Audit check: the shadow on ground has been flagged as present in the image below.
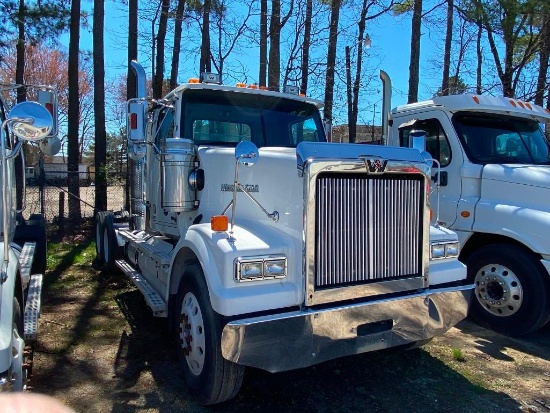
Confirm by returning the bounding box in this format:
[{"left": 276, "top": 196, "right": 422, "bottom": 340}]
[{"left": 107, "top": 288, "right": 522, "bottom": 413}]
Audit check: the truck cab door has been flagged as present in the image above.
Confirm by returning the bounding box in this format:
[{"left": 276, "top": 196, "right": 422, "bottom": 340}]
[{"left": 395, "top": 111, "right": 464, "bottom": 228}]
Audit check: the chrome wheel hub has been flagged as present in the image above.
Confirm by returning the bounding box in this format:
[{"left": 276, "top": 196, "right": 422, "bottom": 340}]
[
  {"left": 474, "top": 263, "right": 523, "bottom": 317},
  {"left": 179, "top": 292, "right": 206, "bottom": 376}
]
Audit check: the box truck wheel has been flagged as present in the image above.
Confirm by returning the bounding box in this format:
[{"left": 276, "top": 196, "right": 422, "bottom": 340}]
[
  {"left": 175, "top": 264, "right": 244, "bottom": 405},
  {"left": 467, "top": 244, "right": 550, "bottom": 336},
  {"left": 11, "top": 297, "right": 25, "bottom": 391}
]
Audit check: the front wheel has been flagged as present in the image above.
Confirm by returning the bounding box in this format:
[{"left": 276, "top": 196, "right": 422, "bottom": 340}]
[
  {"left": 467, "top": 244, "right": 550, "bottom": 336},
  {"left": 11, "top": 297, "right": 25, "bottom": 391},
  {"left": 174, "top": 264, "right": 244, "bottom": 405}
]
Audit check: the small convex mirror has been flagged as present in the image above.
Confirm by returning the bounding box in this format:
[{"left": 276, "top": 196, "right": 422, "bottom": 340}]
[
  {"left": 8, "top": 101, "right": 53, "bottom": 141},
  {"left": 39, "top": 136, "right": 62, "bottom": 156},
  {"left": 235, "top": 141, "right": 259, "bottom": 167}
]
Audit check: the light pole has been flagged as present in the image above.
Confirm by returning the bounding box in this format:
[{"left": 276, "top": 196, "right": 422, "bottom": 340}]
[{"left": 346, "top": 34, "right": 371, "bottom": 144}]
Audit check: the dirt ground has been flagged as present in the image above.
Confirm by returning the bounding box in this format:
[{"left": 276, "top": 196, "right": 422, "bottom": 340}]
[{"left": 30, "top": 237, "right": 550, "bottom": 413}]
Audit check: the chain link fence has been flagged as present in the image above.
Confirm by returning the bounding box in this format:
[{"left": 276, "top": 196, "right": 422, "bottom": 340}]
[{"left": 23, "top": 171, "right": 128, "bottom": 223}]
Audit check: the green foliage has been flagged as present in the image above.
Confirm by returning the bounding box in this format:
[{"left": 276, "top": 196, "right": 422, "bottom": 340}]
[
  {"left": 452, "top": 348, "right": 465, "bottom": 362},
  {"left": 393, "top": 0, "right": 413, "bottom": 15},
  {"left": 0, "top": 0, "right": 70, "bottom": 50},
  {"left": 435, "top": 76, "right": 469, "bottom": 96}
]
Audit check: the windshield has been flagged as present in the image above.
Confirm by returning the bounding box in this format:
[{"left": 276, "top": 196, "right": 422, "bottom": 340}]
[
  {"left": 180, "top": 89, "right": 326, "bottom": 148},
  {"left": 452, "top": 113, "right": 550, "bottom": 165}
]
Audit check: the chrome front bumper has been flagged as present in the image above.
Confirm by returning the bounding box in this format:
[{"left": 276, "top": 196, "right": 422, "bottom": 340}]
[{"left": 221, "top": 285, "right": 473, "bottom": 373}]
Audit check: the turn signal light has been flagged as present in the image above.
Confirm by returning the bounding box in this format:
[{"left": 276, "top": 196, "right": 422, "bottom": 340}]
[{"left": 211, "top": 215, "right": 228, "bottom": 232}]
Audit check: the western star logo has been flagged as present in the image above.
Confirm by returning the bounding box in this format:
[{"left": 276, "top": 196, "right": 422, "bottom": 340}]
[
  {"left": 221, "top": 184, "right": 259, "bottom": 192},
  {"left": 366, "top": 159, "right": 388, "bottom": 174}
]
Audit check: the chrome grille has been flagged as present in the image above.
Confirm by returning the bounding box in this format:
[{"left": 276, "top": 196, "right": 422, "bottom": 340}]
[{"left": 315, "top": 174, "right": 423, "bottom": 288}]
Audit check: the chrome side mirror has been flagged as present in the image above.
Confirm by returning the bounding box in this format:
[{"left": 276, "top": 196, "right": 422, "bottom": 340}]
[
  {"left": 235, "top": 140, "right": 259, "bottom": 167},
  {"left": 8, "top": 101, "right": 53, "bottom": 141}
]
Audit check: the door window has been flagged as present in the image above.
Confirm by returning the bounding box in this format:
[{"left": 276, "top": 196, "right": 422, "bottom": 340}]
[{"left": 399, "top": 119, "right": 452, "bottom": 167}]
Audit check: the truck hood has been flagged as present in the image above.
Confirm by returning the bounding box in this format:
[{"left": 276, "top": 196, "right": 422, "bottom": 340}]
[{"left": 482, "top": 164, "right": 550, "bottom": 190}]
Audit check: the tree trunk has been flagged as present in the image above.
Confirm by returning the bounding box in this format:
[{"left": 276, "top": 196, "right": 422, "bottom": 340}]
[
  {"left": 93, "top": 0, "right": 107, "bottom": 212},
  {"left": 170, "top": 0, "right": 186, "bottom": 90},
  {"left": 259, "top": 0, "right": 267, "bottom": 87},
  {"left": 441, "top": 0, "right": 453, "bottom": 96},
  {"left": 154, "top": 0, "right": 170, "bottom": 98},
  {"left": 299, "top": 0, "right": 312, "bottom": 95},
  {"left": 476, "top": 20, "right": 482, "bottom": 94},
  {"left": 535, "top": 11, "right": 549, "bottom": 106},
  {"left": 345, "top": 46, "right": 353, "bottom": 143},
  {"left": 268, "top": 0, "right": 281, "bottom": 91},
  {"left": 68, "top": 0, "right": 82, "bottom": 224},
  {"left": 408, "top": 0, "right": 422, "bottom": 103},
  {"left": 323, "top": 0, "right": 341, "bottom": 123},
  {"left": 200, "top": 0, "right": 211, "bottom": 74}
]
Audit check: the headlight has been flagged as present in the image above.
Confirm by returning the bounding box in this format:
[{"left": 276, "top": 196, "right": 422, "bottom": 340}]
[
  {"left": 444, "top": 242, "right": 459, "bottom": 258},
  {"left": 235, "top": 256, "right": 287, "bottom": 282},
  {"left": 430, "top": 242, "right": 459, "bottom": 260}
]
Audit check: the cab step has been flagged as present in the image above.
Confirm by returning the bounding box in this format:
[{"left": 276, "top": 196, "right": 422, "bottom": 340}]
[
  {"left": 115, "top": 259, "right": 167, "bottom": 316},
  {"left": 24, "top": 274, "right": 42, "bottom": 342},
  {"left": 19, "top": 242, "right": 36, "bottom": 287}
]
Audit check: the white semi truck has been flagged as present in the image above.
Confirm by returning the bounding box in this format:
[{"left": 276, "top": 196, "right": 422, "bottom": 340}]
[
  {"left": 94, "top": 61, "right": 472, "bottom": 405},
  {"left": 0, "top": 86, "right": 59, "bottom": 391},
  {"left": 381, "top": 70, "right": 550, "bottom": 336}
]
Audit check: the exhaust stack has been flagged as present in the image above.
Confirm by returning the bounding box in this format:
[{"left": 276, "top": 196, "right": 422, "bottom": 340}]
[
  {"left": 380, "top": 70, "right": 392, "bottom": 145},
  {"left": 128, "top": 61, "right": 147, "bottom": 231}
]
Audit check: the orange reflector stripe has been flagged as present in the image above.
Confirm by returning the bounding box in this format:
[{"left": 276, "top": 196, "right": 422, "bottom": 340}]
[
  {"left": 211, "top": 215, "right": 228, "bottom": 232},
  {"left": 525, "top": 103, "right": 532, "bottom": 110},
  {"left": 546, "top": 108, "right": 550, "bottom": 114},
  {"left": 517, "top": 101, "right": 525, "bottom": 108},
  {"left": 472, "top": 96, "right": 480, "bottom": 104},
  {"left": 509, "top": 100, "right": 517, "bottom": 107}
]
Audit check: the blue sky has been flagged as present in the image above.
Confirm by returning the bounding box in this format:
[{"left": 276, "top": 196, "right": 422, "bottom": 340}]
[{"left": 66, "top": 1, "right": 457, "bottom": 128}]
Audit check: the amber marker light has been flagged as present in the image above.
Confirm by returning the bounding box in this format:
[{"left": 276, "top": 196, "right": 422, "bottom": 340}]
[
  {"left": 188, "top": 78, "right": 200, "bottom": 84},
  {"left": 211, "top": 215, "right": 229, "bottom": 232},
  {"left": 460, "top": 211, "right": 471, "bottom": 218},
  {"left": 236, "top": 82, "right": 246, "bottom": 88}
]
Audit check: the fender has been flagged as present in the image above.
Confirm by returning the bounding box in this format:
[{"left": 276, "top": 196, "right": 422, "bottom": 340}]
[
  {"left": 170, "top": 221, "right": 303, "bottom": 317},
  {"left": 0, "top": 245, "right": 23, "bottom": 373},
  {"left": 474, "top": 168, "right": 550, "bottom": 257}
]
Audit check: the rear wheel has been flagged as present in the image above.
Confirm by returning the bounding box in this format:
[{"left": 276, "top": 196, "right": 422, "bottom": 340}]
[
  {"left": 102, "top": 212, "right": 121, "bottom": 270},
  {"left": 467, "top": 244, "right": 550, "bottom": 336},
  {"left": 11, "top": 297, "right": 25, "bottom": 391},
  {"left": 174, "top": 264, "right": 244, "bottom": 405}
]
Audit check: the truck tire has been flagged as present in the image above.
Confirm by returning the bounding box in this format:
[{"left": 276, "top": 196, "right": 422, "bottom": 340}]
[
  {"left": 14, "top": 214, "right": 47, "bottom": 275},
  {"left": 102, "top": 212, "right": 121, "bottom": 270},
  {"left": 95, "top": 212, "right": 106, "bottom": 266},
  {"left": 174, "top": 264, "right": 245, "bottom": 405},
  {"left": 467, "top": 244, "right": 550, "bottom": 336},
  {"left": 11, "top": 297, "right": 25, "bottom": 391}
]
